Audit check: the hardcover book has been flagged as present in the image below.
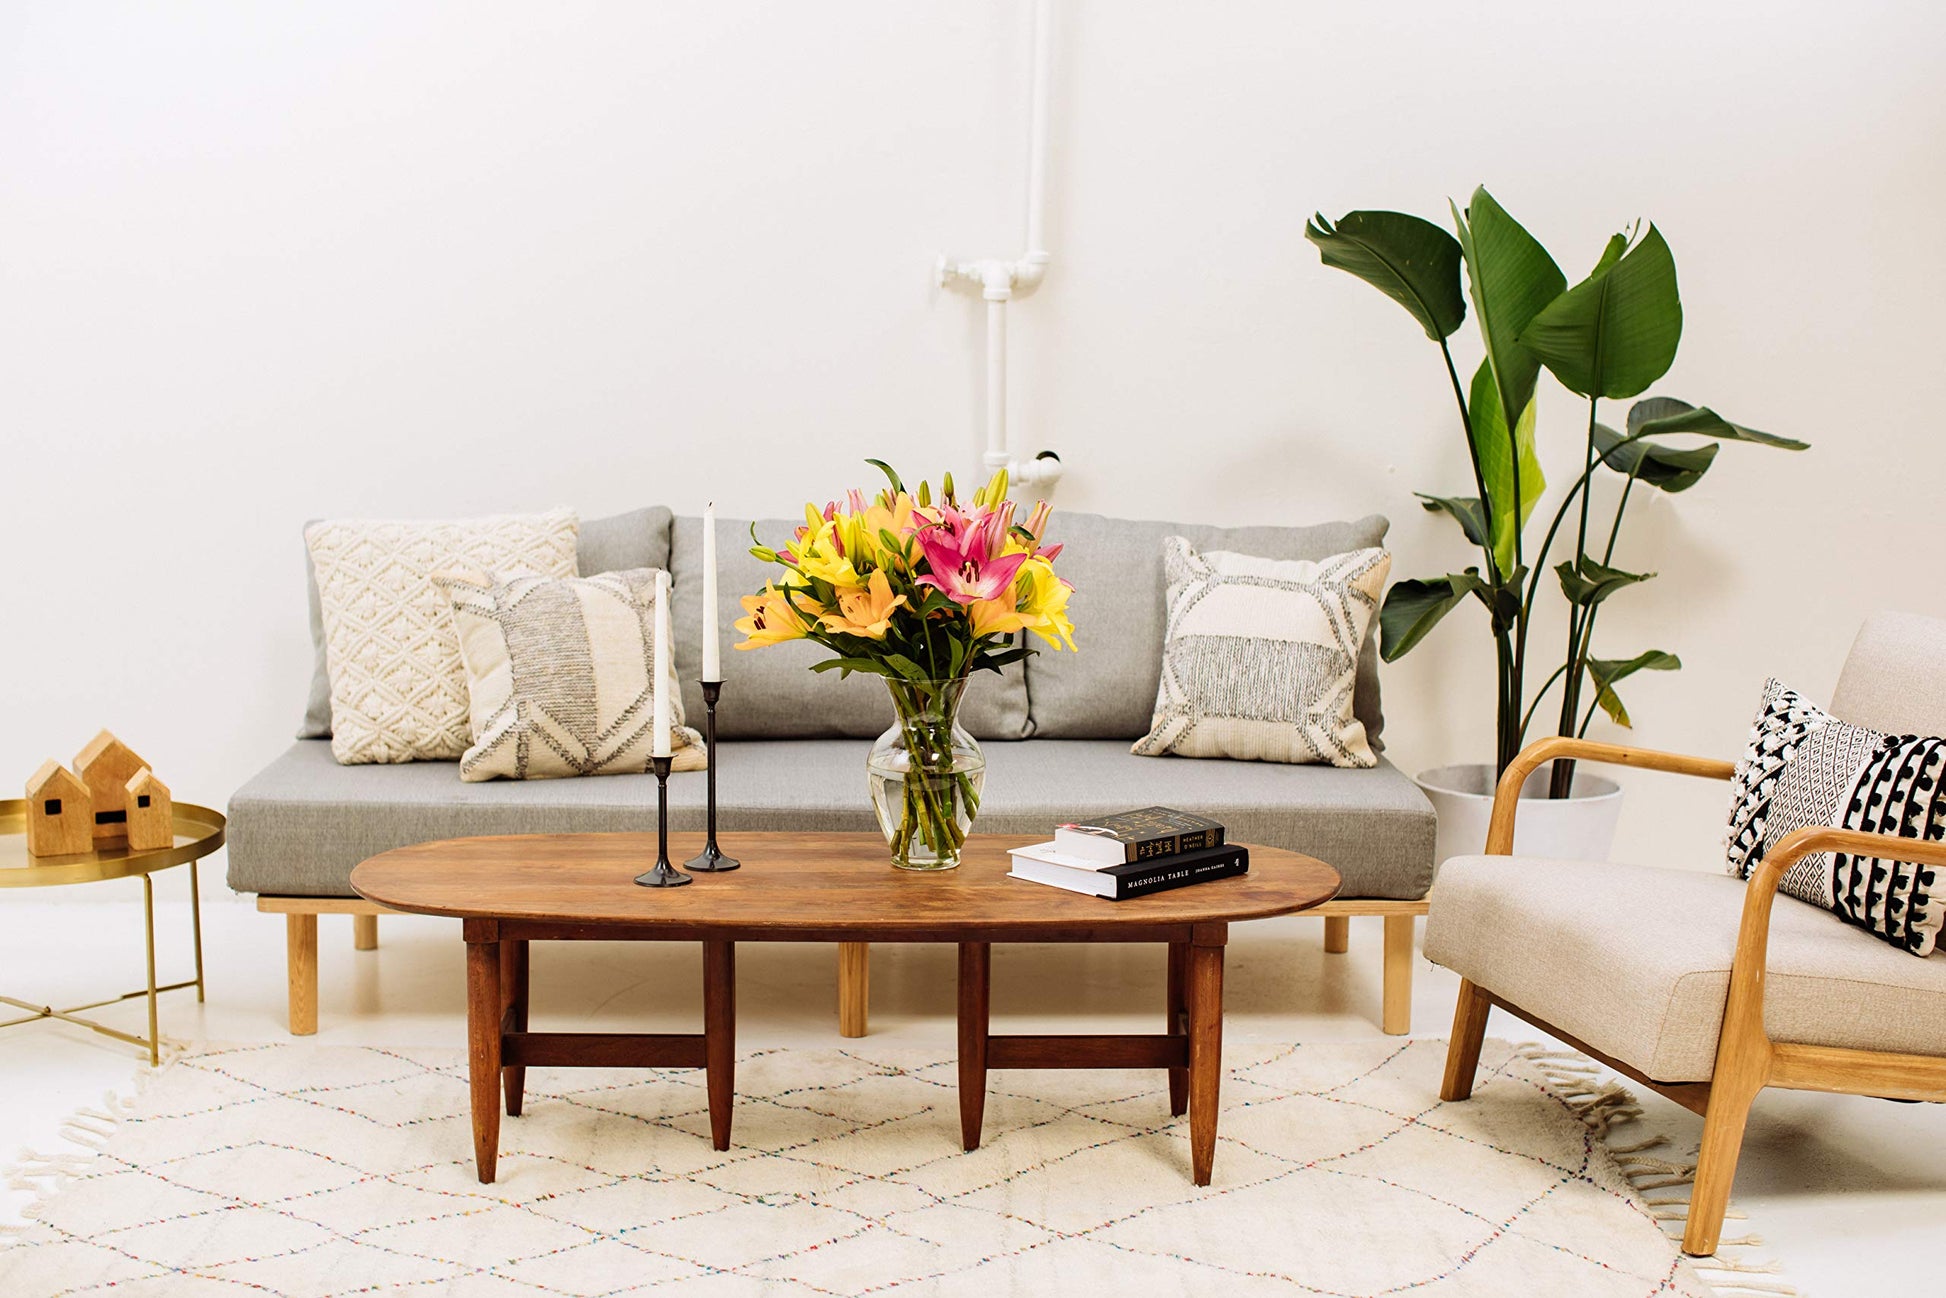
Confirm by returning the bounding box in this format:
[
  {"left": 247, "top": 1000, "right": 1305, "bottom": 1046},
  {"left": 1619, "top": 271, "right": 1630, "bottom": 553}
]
[
  {"left": 1053, "top": 807, "right": 1226, "bottom": 865},
  {"left": 1008, "top": 841, "right": 1250, "bottom": 901}
]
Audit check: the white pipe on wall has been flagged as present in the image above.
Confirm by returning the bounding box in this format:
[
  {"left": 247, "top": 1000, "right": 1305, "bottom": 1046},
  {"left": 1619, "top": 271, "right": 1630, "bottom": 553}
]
[{"left": 938, "top": 0, "right": 1062, "bottom": 493}]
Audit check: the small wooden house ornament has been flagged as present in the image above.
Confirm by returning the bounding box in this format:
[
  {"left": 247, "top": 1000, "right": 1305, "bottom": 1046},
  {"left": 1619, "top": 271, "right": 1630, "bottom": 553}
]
[
  {"left": 74, "top": 730, "right": 149, "bottom": 842},
  {"left": 26, "top": 760, "right": 93, "bottom": 856},
  {"left": 124, "top": 767, "right": 174, "bottom": 851}
]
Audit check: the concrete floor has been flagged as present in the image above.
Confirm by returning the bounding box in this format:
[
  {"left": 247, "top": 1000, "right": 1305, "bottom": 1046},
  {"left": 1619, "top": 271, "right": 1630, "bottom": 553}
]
[{"left": 4, "top": 879, "right": 1943, "bottom": 1295}]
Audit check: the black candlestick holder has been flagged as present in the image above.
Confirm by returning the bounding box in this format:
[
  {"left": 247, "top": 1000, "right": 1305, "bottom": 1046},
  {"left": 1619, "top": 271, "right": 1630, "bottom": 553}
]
[
  {"left": 685, "top": 680, "right": 740, "bottom": 872},
  {"left": 634, "top": 754, "right": 692, "bottom": 888}
]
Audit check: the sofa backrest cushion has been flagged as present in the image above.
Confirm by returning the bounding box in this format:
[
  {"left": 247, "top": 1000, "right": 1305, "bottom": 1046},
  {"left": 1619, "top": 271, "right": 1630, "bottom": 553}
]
[
  {"left": 669, "top": 515, "right": 1032, "bottom": 741},
  {"left": 1024, "top": 511, "right": 1391, "bottom": 744},
  {"left": 297, "top": 506, "right": 673, "bottom": 740},
  {"left": 1830, "top": 610, "right": 1946, "bottom": 738}
]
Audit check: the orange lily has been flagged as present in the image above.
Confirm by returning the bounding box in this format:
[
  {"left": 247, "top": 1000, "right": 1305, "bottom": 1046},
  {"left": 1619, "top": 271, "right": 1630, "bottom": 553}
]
[{"left": 819, "top": 570, "right": 908, "bottom": 640}]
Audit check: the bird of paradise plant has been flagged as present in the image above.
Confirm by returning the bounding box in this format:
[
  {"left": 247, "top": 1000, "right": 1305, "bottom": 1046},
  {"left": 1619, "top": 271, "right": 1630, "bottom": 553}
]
[{"left": 735, "top": 461, "right": 1076, "bottom": 868}]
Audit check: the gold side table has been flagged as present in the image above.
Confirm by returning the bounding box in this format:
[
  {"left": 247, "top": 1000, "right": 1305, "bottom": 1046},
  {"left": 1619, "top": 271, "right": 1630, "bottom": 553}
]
[{"left": 0, "top": 798, "right": 224, "bottom": 1065}]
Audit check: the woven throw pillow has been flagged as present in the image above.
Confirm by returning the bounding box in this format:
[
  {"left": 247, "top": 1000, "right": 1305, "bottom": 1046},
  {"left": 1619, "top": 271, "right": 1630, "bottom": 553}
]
[
  {"left": 1725, "top": 677, "right": 1946, "bottom": 956},
  {"left": 1132, "top": 537, "right": 1390, "bottom": 767},
  {"left": 308, "top": 509, "right": 580, "bottom": 765},
  {"left": 439, "top": 568, "right": 704, "bottom": 782}
]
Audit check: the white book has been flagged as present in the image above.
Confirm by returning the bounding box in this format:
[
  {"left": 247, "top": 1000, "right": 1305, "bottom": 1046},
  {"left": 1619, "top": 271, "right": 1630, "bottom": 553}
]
[
  {"left": 1007, "top": 860, "right": 1116, "bottom": 898},
  {"left": 1007, "top": 839, "right": 1119, "bottom": 873}
]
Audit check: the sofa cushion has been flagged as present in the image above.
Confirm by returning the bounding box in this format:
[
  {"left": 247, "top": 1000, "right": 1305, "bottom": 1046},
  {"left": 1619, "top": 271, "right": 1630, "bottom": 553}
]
[
  {"left": 1424, "top": 854, "right": 1946, "bottom": 1082},
  {"left": 667, "top": 515, "right": 1031, "bottom": 742},
  {"left": 1025, "top": 511, "right": 1390, "bottom": 743},
  {"left": 226, "top": 738, "right": 1433, "bottom": 899},
  {"left": 299, "top": 506, "right": 674, "bottom": 740}
]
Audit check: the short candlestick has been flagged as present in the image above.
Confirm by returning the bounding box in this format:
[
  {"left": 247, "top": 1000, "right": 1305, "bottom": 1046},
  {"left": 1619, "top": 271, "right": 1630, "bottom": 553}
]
[
  {"left": 684, "top": 680, "right": 740, "bottom": 872},
  {"left": 634, "top": 755, "right": 692, "bottom": 888}
]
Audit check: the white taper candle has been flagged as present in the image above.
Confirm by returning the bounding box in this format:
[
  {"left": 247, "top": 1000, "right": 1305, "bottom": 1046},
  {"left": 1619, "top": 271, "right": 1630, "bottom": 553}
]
[
  {"left": 702, "top": 501, "right": 720, "bottom": 682},
  {"left": 653, "top": 569, "right": 673, "bottom": 758}
]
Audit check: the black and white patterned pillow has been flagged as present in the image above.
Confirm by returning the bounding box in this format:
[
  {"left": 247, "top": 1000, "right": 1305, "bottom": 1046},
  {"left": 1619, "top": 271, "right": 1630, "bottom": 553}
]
[{"left": 1725, "top": 678, "right": 1946, "bottom": 956}]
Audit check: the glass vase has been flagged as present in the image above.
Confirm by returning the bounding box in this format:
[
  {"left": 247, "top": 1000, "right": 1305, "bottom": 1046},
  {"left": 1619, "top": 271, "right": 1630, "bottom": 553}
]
[{"left": 867, "top": 676, "right": 986, "bottom": 871}]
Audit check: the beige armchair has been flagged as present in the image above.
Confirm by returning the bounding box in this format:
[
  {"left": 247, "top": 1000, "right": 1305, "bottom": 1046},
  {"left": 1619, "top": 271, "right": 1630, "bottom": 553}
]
[{"left": 1425, "top": 612, "right": 1946, "bottom": 1257}]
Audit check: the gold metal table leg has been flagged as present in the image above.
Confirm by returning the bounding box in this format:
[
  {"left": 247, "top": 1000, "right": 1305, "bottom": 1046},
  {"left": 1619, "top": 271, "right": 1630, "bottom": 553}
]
[
  {"left": 190, "top": 860, "right": 206, "bottom": 1003},
  {"left": 143, "top": 874, "right": 159, "bottom": 1066}
]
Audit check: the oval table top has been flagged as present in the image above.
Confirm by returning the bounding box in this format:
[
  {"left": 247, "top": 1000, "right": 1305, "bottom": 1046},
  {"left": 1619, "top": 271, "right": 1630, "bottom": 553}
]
[{"left": 352, "top": 832, "right": 1341, "bottom": 941}]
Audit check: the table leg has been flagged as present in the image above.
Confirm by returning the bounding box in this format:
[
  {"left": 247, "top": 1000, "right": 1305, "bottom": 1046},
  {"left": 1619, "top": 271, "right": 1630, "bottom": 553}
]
[
  {"left": 703, "top": 940, "right": 736, "bottom": 1152},
  {"left": 1186, "top": 935, "right": 1226, "bottom": 1186},
  {"left": 1166, "top": 941, "right": 1188, "bottom": 1116},
  {"left": 957, "top": 941, "right": 991, "bottom": 1151},
  {"left": 466, "top": 937, "right": 502, "bottom": 1183},
  {"left": 141, "top": 875, "right": 159, "bottom": 1067},
  {"left": 189, "top": 860, "right": 206, "bottom": 1003},
  {"left": 500, "top": 940, "right": 528, "bottom": 1118},
  {"left": 838, "top": 942, "right": 869, "bottom": 1038}
]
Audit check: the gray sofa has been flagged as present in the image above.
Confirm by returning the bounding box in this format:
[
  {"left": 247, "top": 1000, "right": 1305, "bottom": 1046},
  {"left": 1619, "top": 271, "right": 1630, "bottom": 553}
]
[{"left": 228, "top": 506, "right": 1436, "bottom": 1034}]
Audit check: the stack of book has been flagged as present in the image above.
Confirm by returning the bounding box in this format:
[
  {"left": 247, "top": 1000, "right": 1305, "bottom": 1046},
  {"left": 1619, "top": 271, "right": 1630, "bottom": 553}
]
[{"left": 1006, "top": 807, "right": 1248, "bottom": 901}]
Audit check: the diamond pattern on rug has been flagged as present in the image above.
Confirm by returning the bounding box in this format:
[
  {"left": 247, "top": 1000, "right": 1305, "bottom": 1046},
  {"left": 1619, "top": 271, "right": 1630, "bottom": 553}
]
[{"left": 0, "top": 1040, "right": 1717, "bottom": 1297}]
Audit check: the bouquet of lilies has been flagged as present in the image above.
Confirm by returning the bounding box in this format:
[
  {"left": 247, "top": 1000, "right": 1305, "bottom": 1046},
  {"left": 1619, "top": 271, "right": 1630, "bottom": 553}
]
[{"left": 735, "top": 461, "right": 1076, "bottom": 867}]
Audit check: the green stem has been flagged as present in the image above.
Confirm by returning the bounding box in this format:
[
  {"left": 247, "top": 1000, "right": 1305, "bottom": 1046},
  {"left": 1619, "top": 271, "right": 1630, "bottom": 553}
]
[{"left": 1438, "top": 339, "right": 1501, "bottom": 588}]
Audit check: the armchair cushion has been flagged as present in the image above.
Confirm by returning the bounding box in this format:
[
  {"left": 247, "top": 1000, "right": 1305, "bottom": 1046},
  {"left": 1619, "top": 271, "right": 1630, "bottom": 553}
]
[
  {"left": 1726, "top": 678, "right": 1946, "bottom": 956},
  {"left": 1424, "top": 855, "right": 1946, "bottom": 1082}
]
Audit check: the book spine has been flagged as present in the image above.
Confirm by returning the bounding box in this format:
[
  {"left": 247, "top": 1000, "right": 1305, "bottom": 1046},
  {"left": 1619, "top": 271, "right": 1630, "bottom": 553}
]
[
  {"left": 1109, "top": 848, "right": 1249, "bottom": 900},
  {"left": 1127, "top": 825, "right": 1226, "bottom": 863}
]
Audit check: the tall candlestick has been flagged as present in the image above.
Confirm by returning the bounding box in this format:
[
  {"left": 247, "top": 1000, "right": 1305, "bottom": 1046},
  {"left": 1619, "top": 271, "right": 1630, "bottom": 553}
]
[
  {"left": 702, "top": 502, "right": 721, "bottom": 682},
  {"left": 653, "top": 570, "right": 672, "bottom": 758}
]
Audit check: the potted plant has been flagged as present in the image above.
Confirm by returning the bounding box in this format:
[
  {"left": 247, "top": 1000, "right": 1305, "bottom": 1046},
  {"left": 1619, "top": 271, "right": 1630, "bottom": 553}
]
[{"left": 1308, "top": 188, "right": 1806, "bottom": 861}]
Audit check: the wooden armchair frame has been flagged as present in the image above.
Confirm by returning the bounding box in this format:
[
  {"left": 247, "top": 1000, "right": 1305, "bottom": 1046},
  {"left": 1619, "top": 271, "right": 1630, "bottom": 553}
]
[{"left": 1439, "top": 735, "right": 1946, "bottom": 1257}]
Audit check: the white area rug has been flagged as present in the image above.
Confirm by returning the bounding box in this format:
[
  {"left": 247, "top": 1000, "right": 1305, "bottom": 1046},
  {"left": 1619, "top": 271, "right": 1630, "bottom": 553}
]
[{"left": 1, "top": 1038, "right": 1742, "bottom": 1297}]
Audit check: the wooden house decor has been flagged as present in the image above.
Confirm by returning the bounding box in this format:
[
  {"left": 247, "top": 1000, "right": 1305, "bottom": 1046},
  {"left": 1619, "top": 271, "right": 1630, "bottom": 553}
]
[
  {"left": 124, "top": 767, "right": 174, "bottom": 851},
  {"left": 74, "top": 730, "right": 150, "bottom": 843},
  {"left": 25, "top": 760, "right": 94, "bottom": 856}
]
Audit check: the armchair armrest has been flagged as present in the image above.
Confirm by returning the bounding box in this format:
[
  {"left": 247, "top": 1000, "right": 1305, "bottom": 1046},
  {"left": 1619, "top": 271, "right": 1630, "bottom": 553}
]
[
  {"left": 1486, "top": 736, "right": 1737, "bottom": 854},
  {"left": 1732, "top": 825, "right": 1946, "bottom": 988}
]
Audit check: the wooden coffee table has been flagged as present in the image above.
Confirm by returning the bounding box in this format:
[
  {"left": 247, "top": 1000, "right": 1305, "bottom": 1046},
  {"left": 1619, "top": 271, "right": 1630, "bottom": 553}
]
[{"left": 351, "top": 831, "right": 1339, "bottom": 1186}]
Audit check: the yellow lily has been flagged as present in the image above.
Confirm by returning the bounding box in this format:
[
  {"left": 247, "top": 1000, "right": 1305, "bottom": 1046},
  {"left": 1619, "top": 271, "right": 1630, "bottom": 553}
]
[
  {"left": 735, "top": 583, "right": 814, "bottom": 649},
  {"left": 791, "top": 512, "right": 862, "bottom": 588},
  {"left": 1014, "top": 557, "right": 1077, "bottom": 651},
  {"left": 820, "top": 569, "right": 908, "bottom": 639},
  {"left": 969, "top": 596, "right": 1030, "bottom": 638}
]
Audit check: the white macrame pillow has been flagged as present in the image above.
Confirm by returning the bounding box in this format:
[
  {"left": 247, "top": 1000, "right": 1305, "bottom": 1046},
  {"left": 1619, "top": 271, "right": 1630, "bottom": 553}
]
[
  {"left": 308, "top": 509, "right": 580, "bottom": 764},
  {"left": 1133, "top": 536, "right": 1390, "bottom": 768}
]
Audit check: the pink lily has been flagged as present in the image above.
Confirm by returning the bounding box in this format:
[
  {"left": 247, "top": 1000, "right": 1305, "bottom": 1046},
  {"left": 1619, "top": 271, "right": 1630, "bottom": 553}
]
[{"left": 915, "top": 507, "right": 1027, "bottom": 605}]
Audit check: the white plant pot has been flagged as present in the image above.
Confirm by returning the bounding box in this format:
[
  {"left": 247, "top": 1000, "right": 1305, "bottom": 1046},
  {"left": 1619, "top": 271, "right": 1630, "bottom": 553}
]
[{"left": 1417, "top": 761, "right": 1624, "bottom": 865}]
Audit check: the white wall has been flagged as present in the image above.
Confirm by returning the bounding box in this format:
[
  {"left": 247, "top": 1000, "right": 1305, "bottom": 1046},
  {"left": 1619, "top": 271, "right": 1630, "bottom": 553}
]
[{"left": 4, "top": 0, "right": 1943, "bottom": 887}]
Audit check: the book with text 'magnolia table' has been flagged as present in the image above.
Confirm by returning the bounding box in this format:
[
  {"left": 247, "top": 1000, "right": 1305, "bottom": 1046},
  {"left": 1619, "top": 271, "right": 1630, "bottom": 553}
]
[{"left": 1007, "top": 839, "right": 1249, "bottom": 901}]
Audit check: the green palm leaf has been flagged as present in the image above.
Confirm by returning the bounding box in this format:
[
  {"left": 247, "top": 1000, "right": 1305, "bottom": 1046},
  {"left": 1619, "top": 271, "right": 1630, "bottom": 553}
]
[{"left": 1307, "top": 211, "right": 1466, "bottom": 341}]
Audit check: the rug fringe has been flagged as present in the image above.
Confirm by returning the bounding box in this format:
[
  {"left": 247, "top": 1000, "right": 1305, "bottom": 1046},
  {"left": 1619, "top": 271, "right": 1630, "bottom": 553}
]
[
  {"left": 1531, "top": 1047, "right": 1798, "bottom": 1298},
  {"left": 1, "top": 1039, "right": 184, "bottom": 1242}
]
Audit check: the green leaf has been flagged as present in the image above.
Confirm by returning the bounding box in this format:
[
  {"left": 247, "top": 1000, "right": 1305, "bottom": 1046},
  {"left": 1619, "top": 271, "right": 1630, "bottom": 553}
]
[
  {"left": 1379, "top": 572, "right": 1486, "bottom": 661},
  {"left": 1307, "top": 210, "right": 1466, "bottom": 341},
  {"left": 1467, "top": 360, "right": 1545, "bottom": 573},
  {"left": 1628, "top": 397, "right": 1808, "bottom": 450},
  {"left": 1586, "top": 650, "right": 1681, "bottom": 727},
  {"left": 811, "top": 657, "right": 892, "bottom": 679},
  {"left": 864, "top": 459, "right": 905, "bottom": 495},
  {"left": 1593, "top": 423, "right": 1718, "bottom": 492},
  {"left": 1519, "top": 225, "right": 1682, "bottom": 399},
  {"left": 1416, "top": 493, "right": 1490, "bottom": 549},
  {"left": 1555, "top": 558, "right": 1654, "bottom": 607},
  {"left": 1452, "top": 188, "right": 1565, "bottom": 443}
]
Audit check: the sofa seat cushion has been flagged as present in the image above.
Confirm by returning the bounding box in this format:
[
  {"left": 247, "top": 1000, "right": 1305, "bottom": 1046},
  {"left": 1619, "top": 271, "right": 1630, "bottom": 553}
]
[
  {"left": 226, "top": 739, "right": 1433, "bottom": 900},
  {"left": 1424, "top": 855, "right": 1946, "bottom": 1083}
]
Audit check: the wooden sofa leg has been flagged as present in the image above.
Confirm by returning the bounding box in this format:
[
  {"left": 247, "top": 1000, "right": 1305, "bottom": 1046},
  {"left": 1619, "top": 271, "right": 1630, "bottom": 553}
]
[
  {"left": 353, "top": 913, "right": 379, "bottom": 951},
  {"left": 1381, "top": 913, "right": 1414, "bottom": 1035},
  {"left": 286, "top": 914, "right": 318, "bottom": 1036},
  {"left": 1323, "top": 915, "right": 1350, "bottom": 954},
  {"left": 838, "top": 942, "right": 869, "bottom": 1038},
  {"left": 1440, "top": 978, "right": 1491, "bottom": 1100}
]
